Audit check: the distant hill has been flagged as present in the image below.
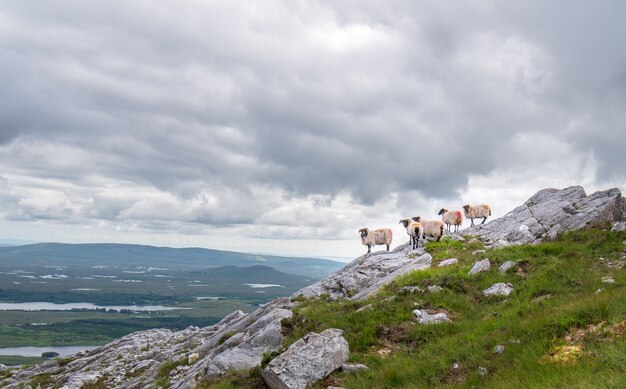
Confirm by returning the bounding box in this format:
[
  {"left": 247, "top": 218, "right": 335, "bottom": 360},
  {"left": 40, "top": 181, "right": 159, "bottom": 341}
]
[{"left": 0, "top": 243, "right": 343, "bottom": 279}]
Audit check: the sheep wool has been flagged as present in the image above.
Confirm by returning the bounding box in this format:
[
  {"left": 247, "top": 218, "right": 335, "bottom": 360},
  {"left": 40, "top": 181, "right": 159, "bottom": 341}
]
[
  {"left": 412, "top": 216, "right": 445, "bottom": 241},
  {"left": 438, "top": 208, "right": 463, "bottom": 232},
  {"left": 399, "top": 219, "right": 424, "bottom": 249},
  {"left": 359, "top": 227, "right": 393, "bottom": 254},
  {"left": 462, "top": 204, "right": 492, "bottom": 226}
]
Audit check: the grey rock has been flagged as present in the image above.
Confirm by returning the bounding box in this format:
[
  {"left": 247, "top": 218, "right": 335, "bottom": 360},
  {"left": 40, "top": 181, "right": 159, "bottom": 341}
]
[
  {"left": 356, "top": 304, "right": 373, "bottom": 312},
  {"left": 462, "top": 186, "right": 623, "bottom": 245},
  {"left": 341, "top": 363, "right": 369, "bottom": 373},
  {"left": 483, "top": 283, "right": 514, "bottom": 296},
  {"left": 499, "top": 261, "right": 516, "bottom": 273},
  {"left": 612, "top": 222, "right": 626, "bottom": 231},
  {"left": 494, "top": 345, "right": 505, "bottom": 354},
  {"left": 472, "top": 249, "right": 486, "bottom": 255},
  {"left": 262, "top": 329, "right": 349, "bottom": 389},
  {"left": 468, "top": 259, "right": 491, "bottom": 275},
  {"left": 478, "top": 367, "right": 488, "bottom": 376},
  {"left": 0, "top": 364, "right": 6, "bottom": 372},
  {"left": 491, "top": 239, "right": 510, "bottom": 248},
  {"left": 5, "top": 299, "right": 296, "bottom": 389},
  {"left": 428, "top": 285, "right": 443, "bottom": 293},
  {"left": 294, "top": 243, "right": 432, "bottom": 301},
  {"left": 438, "top": 258, "right": 458, "bottom": 267},
  {"left": 413, "top": 309, "right": 451, "bottom": 324},
  {"left": 602, "top": 276, "right": 615, "bottom": 284},
  {"left": 399, "top": 286, "right": 423, "bottom": 294}
]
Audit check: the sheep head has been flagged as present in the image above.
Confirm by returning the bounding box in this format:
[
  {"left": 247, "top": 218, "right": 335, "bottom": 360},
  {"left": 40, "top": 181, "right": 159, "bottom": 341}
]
[
  {"left": 438, "top": 208, "right": 447, "bottom": 215},
  {"left": 358, "top": 228, "right": 369, "bottom": 238},
  {"left": 399, "top": 219, "right": 410, "bottom": 227},
  {"left": 462, "top": 204, "right": 470, "bottom": 212},
  {"left": 411, "top": 216, "right": 421, "bottom": 222}
]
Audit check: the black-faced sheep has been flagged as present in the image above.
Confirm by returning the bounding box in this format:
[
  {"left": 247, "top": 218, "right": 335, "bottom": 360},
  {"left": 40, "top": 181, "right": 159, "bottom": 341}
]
[
  {"left": 438, "top": 208, "right": 463, "bottom": 232},
  {"left": 359, "top": 228, "right": 393, "bottom": 254},
  {"left": 462, "top": 204, "right": 491, "bottom": 226},
  {"left": 411, "top": 216, "right": 445, "bottom": 242},
  {"left": 399, "top": 219, "right": 424, "bottom": 249}
]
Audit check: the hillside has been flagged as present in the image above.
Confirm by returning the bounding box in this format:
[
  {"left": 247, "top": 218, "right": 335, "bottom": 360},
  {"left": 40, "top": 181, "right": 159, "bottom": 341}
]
[
  {"left": 0, "top": 243, "right": 343, "bottom": 280},
  {"left": 1, "top": 186, "right": 624, "bottom": 388}
]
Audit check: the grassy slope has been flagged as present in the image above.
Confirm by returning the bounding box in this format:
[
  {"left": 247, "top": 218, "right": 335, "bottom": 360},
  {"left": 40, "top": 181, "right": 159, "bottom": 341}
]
[{"left": 204, "top": 227, "right": 626, "bottom": 388}]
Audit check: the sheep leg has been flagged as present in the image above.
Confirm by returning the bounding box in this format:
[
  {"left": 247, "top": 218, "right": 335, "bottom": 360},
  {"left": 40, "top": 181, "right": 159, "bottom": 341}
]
[
  {"left": 386, "top": 244, "right": 390, "bottom": 251},
  {"left": 470, "top": 218, "right": 474, "bottom": 226},
  {"left": 481, "top": 217, "right": 487, "bottom": 224},
  {"left": 367, "top": 245, "right": 371, "bottom": 254}
]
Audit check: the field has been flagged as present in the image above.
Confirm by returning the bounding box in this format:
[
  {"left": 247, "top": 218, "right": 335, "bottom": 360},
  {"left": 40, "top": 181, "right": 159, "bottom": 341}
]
[{"left": 206, "top": 227, "right": 626, "bottom": 388}]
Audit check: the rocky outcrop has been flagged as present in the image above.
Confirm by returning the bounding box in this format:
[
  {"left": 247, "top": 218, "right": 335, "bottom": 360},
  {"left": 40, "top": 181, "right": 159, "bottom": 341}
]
[
  {"left": 262, "top": 329, "right": 349, "bottom": 389},
  {"left": 294, "top": 243, "right": 432, "bottom": 301},
  {"left": 2, "top": 298, "right": 295, "bottom": 389},
  {"left": 461, "top": 186, "right": 623, "bottom": 246},
  {"left": 483, "top": 283, "right": 514, "bottom": 296}
]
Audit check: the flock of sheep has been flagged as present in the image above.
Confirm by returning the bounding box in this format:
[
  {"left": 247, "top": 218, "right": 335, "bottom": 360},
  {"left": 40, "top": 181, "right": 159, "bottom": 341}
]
[{"left": 358, "top": 204, "right": 492, "bottom": 254}]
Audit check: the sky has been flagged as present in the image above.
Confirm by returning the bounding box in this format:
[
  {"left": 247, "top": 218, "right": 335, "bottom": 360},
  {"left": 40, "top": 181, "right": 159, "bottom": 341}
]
[{"left": 0, "top": 1, "right": 624, "bottom": 261}]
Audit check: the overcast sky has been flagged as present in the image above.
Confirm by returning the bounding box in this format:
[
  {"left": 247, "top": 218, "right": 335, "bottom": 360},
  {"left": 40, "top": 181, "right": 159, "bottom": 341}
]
[{"left": 0, "top": 1, "right": 624, "bottom": 260}]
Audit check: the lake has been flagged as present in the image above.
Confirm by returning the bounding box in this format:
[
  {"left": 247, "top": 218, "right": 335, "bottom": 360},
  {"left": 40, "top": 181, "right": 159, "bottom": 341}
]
[
  {"left": 0, "top": 345, "right": 99, "bottom": 357},
  {"left": 0, "top": 302, "right": 190, "bottom": 311}
]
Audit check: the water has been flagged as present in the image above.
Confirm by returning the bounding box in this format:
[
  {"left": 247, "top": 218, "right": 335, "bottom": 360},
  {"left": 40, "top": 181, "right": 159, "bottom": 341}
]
[
  {"left": 0, "top": 302, "right": 190, "bottom": 311},
  {"left": 0, "top": 345, "right": 99, "bottom": 357}
]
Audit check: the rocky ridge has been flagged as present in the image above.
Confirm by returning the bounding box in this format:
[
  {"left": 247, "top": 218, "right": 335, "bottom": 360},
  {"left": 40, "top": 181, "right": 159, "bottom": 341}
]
[
  {"left": 2, "top": 186, "right": 623, "bottom": 388},
  {"left": 460, "top": 186, "right": 624, "bottom": 247}
]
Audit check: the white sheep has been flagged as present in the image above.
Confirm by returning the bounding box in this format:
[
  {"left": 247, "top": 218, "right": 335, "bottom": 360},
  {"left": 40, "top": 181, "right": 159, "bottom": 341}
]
[
  {"left": 411, "top": 216, "right": 445, "bottom": 241},
  {"left": 399, "top": 219, "right": 424, "bottom": 249},
  {"left": 438, "top": 208, "right": 463, "bottom": 232},
  {"left": 462, "top": 204, "right": 492, "bottom": 226},
  {"left": 359, "top": 228, "right": 393, "bottom": 254}
]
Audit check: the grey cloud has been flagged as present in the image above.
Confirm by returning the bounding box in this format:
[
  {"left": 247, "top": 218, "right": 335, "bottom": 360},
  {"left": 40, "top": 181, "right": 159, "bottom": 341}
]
[{"left": 0, "top": 1, "right": 624, "bottom": 235}]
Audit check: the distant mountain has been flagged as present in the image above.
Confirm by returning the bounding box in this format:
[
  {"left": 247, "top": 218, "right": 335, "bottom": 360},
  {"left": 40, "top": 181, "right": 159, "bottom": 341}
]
[{"left": 0, "top": 243, "right": 343, "bottom": 279}]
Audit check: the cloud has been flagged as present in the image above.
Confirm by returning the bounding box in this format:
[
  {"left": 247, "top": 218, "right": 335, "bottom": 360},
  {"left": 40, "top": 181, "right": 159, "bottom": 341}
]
[{"left": 0, "top": 1, "right": 624, "bottom": 253}]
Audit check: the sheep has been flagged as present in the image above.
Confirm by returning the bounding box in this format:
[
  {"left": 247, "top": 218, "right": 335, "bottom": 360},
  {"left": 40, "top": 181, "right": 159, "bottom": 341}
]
[
  {"left": 462, "top": 204, "right": 492, "bottom": 226},
  {"left": 399, "top": 219, "right": 424, "bottom": 249},
  {"left": 438, "top": 208, "right": 463, "bottom": 232},
  {"left": 411, "top": 216, "right": 445, "bottom": 242},
  {"left": 359, "top": 227, "right": 393, "bottom": 254}
]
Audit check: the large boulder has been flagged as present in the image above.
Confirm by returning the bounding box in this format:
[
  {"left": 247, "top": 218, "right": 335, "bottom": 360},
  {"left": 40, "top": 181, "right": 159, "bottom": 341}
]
[
  {"left": 262, "top": 329, "right": 349, "bottom": 389},
  {"left": 461, "top": 186, "right": 623, "bottom": 245},
  {"left": 294, "top": 243, "right": 432, "bottom": 301}
]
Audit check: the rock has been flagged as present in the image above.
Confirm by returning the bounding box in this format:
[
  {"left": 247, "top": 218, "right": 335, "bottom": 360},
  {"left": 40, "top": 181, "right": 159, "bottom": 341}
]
[
  {"left": 468, "top": 259, "right": 491, "bottom": 275},
  {"left": 472, "top": 249, "right": 486, "bottom": 255},
  {"left": 0, "top": 364, "right": 6, "bottom": 372},
  {"left": 262, "top": 329, "right": 349, "bottom": 389},
  {"left": 468, "top": 238, "right": 480, "bottom": 244},
  {"left": 5, "top": 299, "right": 296, "bottom": 389},
  {"left": 294, "top": 244, "right": 432, "bottom": 301},
  {"left": 356, "top": 304, "right": 373, "bottom": 312},
  {"left": 413, "top": 309, "right": 451, "bottom": 324},
  {"left": 438, "top": 258, "right": 458, "bottom": 267},
  {"left": 612, "top": 222, "right": 626, "bottom": 231},
  {"left": 494, "top": 345, "right": 505, "bottom": 354},
  {"left": 187, "top": 353, "right": 199, "bottom": 365},
  {"left": 451, "top": 362, "right": 460, "bottom": 369},
  {"left": 499, "top": 261, "right": 516, "bottom": 273},
  {"left": 483, "top": 283, "right": 514, "bottom": 296},
  {"left": 462, "top": 186, "right": 624, "bottom": 245},
  {"left": 428, "top": 285, "right": 443, "bottom": 293},
  {"left": 492, "top": 239, "right": 510, "bottom": 248},
  {"left": 399, "top": 286, "right": 423, "bottom": 294},
  {"left": 602, "top": 276, "right": 615, "bottom": 284},
  {"left": 478, "top": 367, "right": 488, "bottom": 376},
  {"left": 341, "top": 363, "right": 369, "bottom": 373}
]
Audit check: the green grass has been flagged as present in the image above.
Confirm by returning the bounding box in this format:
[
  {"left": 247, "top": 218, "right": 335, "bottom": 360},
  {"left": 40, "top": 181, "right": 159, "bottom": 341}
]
[
  {"left": 207, "top": 227, "right": 626, "bottom": 388},
  {"left": 0, "top": 355, "right": 44, "bottom": 366}
]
